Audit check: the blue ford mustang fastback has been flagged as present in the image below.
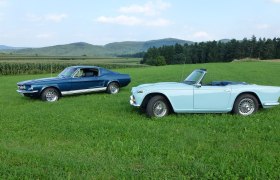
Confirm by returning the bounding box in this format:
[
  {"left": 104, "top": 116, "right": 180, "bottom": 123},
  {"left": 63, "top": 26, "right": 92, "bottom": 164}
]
[
  {"left": 17, "top": 66, "right": 131, "bottom": 102},
  {"left": 130, "top": 69, "right": 280, "bottom": 117}
]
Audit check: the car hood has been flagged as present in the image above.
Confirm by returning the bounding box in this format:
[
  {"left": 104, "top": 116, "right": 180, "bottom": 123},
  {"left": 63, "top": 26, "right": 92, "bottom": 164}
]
[
  {"left": 132, "top": 82, "right": 192, "bottom": 92},
  {"left": 17, "top": 77, "right": 64, "bottom": 85}
]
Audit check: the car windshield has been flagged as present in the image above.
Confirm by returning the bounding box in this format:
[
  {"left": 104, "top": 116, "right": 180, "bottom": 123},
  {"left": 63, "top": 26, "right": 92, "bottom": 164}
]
[
  {"left": 58, "top": 67, "right": 77, "bottom": 78},
  {"left": 183, "top": 70, "right": 204, "bottom": 85}
]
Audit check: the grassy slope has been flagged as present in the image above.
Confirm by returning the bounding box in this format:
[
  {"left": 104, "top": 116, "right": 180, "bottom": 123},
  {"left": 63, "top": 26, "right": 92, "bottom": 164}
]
[{"left": 0, "top": 62, "right": 280, "bottom": 178}]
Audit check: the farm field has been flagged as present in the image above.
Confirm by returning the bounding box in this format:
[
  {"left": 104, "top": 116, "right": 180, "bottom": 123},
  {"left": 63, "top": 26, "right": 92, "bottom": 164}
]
[
  {"left": 0, "top": 55, "right": 144, "bottom": 75},
  {"left": 0, "top": 61, "right": 280, "bottom": 178}
]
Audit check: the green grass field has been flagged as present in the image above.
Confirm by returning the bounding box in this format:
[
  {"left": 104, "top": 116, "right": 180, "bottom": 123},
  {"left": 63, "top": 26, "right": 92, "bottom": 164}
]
[{"left": 0, "top": 61, "right": 280, "bottom": 178}]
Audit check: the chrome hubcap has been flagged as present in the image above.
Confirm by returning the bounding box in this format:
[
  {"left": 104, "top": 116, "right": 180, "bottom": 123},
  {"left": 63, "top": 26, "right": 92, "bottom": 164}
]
[
  {"left": 238, "top": 98, "right": 255, "bottom": 116},
  {"left": 110, "top": 84, "right": 119, "bottom": 94},
  {"left": 45, "top": 90, "right": 58, "bottom": 102},
  {"left": 153, "top": 101, "right": 167, "bottom": 117}
]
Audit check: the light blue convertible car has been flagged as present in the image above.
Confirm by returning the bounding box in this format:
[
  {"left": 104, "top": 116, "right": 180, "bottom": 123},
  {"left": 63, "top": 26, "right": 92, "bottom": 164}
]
[{"left": 130, "top": 69, "right": 280, "bottom": 117}]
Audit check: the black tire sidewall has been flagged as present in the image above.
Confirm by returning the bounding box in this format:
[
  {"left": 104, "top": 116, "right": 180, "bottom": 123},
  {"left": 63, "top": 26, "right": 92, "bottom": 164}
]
[{"left": 146, "top": 95, "right": 169, "bottom": 118}]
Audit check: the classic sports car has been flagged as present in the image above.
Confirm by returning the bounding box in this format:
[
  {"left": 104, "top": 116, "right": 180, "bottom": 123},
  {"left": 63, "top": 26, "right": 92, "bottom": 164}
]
[
  {"left": 130, "top": 69, "right": 280, "bottom": 117},
  {"left": 17, "top": 66, "right": 131, "bottom": 102}
]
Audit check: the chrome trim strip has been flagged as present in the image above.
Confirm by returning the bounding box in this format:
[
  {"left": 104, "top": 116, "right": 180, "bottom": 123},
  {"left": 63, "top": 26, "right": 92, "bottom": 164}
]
[
  {"left": 263, "top": 102, "right": 279, "bottom": 106},
  {"left": 61, "top": 87, "right": 106, "bottom": 95},
  {"left": 16, "top": 90, "right": 38, "bottom": 93}
]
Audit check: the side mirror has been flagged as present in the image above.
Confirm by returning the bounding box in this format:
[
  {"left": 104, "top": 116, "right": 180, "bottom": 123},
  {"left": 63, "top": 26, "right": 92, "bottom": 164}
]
[{"left": 194, "top": 83, "right": 202, "bottom": 88}]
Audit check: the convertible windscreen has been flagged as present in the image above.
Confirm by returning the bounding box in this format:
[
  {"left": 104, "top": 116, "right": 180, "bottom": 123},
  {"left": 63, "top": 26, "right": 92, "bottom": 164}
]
[{"left": 183, "top": 70, "right": 204, "bottom": 85}]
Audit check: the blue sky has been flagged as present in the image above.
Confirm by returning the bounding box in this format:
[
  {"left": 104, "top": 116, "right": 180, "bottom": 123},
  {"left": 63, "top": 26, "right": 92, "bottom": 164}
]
[{"left": 0, "top": 0, "right": 280, "bottom": 47}]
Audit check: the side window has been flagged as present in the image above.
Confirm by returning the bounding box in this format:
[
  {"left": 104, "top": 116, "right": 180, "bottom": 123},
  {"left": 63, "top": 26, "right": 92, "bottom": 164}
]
[
  {"left": 83, "top": 68, "right": 99, "bottom": 77},
  {"left": 73, "top": 69, "right": 85, "bottom": 78}
]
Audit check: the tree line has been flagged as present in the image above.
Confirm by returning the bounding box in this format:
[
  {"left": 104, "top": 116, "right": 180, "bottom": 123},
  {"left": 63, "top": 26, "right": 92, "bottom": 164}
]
[{"left": 141, "top": 36, "right": 280, "bottom": 66}]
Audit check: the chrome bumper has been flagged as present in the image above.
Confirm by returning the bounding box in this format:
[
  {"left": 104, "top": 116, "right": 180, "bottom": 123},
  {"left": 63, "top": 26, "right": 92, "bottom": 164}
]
[
  {"left": 263, "top": 102, "right": 279, "bottom": 108},
  {"left": 130, "top": 95, "right": 140, "bottom": 107},
  {"left": 16, "top": 90, "right": 39, "bottom": 96}
]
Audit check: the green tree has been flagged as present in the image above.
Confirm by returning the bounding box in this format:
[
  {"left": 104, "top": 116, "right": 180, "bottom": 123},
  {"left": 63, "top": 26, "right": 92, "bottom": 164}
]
[
  {"left": 173, "top": 53, "right": 186, "bottom": 64},
  {"left": 146, "top": 56, "right": 166, "bottom": 66}
]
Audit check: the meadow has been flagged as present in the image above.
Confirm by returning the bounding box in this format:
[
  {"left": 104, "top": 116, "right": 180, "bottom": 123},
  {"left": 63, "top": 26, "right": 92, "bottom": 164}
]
[{"left": 0, "top": 61, "right": 280, "bottom": 178}]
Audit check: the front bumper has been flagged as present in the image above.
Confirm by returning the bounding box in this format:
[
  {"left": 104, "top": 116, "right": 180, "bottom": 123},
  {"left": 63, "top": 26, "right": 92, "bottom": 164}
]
[
  {"left": 263, "top": 102, "right": 280, "bottom": 108},
  {"left": 130, "top": 95, "right": 140, "bottom": 107},
  {"left": 16, "top": 90, "right": 39, "bottom": 97}
]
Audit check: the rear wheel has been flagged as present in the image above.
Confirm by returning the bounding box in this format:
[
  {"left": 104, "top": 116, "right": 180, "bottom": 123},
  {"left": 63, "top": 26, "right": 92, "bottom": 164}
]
[
  {"left": 107, "top": 82, "right": 120, "bottom": 94},
  {"left": 233, "top": 94, "right": 259, "bottom": 116},
  {"left": 146, "top": 95, "right": 169, "bottom": 118},
  {"left": 41, "top": 88, "right": 60, "bottom": 102}
]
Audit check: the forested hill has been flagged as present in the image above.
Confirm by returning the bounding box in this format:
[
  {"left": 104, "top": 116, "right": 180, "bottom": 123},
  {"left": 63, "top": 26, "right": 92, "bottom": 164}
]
[
  {"left": 1, "top": 38, "right": 193, "bottom": 57},
  {"left": 141, "top": 36, "right": 280, "bottom": 66}
]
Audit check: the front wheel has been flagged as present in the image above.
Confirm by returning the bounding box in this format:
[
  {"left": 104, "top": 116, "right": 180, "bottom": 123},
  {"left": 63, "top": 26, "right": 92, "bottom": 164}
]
[
  {"left": 41, "top": 88, "right": 60, "bottom": 102},
  {"left": 233, "top": 94, "right": 259, "bottom": 116},
  {"left": 107, "top": 82, "right": 120, "bottom": 94},
  {"left": 146, "top": 95, "right": 170, "bottom": 118}
]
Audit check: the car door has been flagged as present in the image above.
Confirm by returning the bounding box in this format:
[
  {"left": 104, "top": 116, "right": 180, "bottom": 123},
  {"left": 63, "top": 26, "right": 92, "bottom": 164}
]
[
  {"left": 70, "top": 68, "right": 101, "bottom": 91},
  {"left": 193, "top": 85, "right": 232, "bottom": 110}
]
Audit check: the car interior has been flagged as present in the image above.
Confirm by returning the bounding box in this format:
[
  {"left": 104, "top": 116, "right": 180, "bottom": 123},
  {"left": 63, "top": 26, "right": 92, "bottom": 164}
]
[
  {"left": 205, "top": 81, "right": 248, "bottom": 86},
  {"left": 74, "top": 68, "right": 99, "bottom": 77}
]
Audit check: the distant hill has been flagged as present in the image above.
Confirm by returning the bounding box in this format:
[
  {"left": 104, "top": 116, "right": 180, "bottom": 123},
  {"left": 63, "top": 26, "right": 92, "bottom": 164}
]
[
  {"left": 105, "top": 38, "right": 193, "bottom": 55},
  {"left": 219, "top": 39, "right": 231, "bottom": 43},
  {"left": 1, "top": 38, "right": 193, "bottom": 57},
  {"left": 14, "top": 42, "right": 112, "bottom": 57},
  {"left": 0, "top": 45, "right": 24, "bottom": 50}
]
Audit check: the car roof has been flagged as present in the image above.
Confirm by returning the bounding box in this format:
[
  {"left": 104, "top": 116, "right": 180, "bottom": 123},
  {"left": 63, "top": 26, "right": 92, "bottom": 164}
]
[{"left": 68, "top": 65, "right": 100, "bottom": 69}]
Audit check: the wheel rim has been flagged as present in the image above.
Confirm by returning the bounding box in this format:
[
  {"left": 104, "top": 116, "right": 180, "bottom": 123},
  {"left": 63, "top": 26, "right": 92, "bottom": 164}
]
[
  {"left": 45, "top": 89, "right": 58, "bottom": 102},
  {"left": 238, "top": 98, "right": 255, "bottom": 116},
  {"left": 153, "top": 101, "right": 167, "bottom": 117},
  {"left": 110, "top": 84, "right": 119, "bottom": 94}
]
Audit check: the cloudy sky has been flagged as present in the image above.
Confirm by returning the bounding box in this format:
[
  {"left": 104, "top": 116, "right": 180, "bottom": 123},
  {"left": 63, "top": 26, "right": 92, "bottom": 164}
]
[{"left": 0, "top": 0, "right": 280, "bottom": 47}]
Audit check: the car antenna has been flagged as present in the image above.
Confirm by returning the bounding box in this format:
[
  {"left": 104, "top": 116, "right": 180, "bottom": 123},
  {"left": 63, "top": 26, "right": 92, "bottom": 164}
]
[
  {"left": 51, "top": 63, "right": 53, "bottom": 77},
  {"left": 180, "top": 57, "right": 188, "bottom": 82}
]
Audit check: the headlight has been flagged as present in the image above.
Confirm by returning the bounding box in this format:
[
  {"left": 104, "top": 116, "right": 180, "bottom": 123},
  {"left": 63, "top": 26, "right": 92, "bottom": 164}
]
[{"left": 18, "top": 85, "right": 26, "bottom": 90}]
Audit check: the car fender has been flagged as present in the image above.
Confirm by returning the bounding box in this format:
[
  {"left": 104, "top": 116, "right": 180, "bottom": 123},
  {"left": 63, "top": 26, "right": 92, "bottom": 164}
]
[
  {"left": 229, "top": 90, "right": 262, "bottom": 109},
  {"left": 39, "top": 85, "right": 61, "bottom": 95},
  {"left": 141, "top": 91, "right": 174, "bottom": 111},
  {"left": 106, "top": 80, "right": 120, "bottom": 87}
]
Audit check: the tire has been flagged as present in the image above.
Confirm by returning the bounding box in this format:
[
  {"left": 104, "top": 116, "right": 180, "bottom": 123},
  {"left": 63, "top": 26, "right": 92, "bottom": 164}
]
[
  {"left": 233, "top": 94, "right": 259, "bottom": 116},
  {"left": 146, "top": 95, "right": 170, "bottom": 118},
  {"left": 107, "top": 82, "right": 120, "bottom": 94},
  {"left": 41, "top": 88, "right": 60, "bottom": 102}
]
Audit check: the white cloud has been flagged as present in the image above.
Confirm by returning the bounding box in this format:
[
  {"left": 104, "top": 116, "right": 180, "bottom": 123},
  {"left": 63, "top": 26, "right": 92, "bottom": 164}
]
[
  {"left": 97, "top": 15, "right": 142, "bottom": 26},
  {"left": 119, "top": 0, "right": 171, "bottom": 16},
  {"left": 26, "top": 13, "right": 68, "bottom": 23},
  {"left": 270, "top": 0, "right": 280, "bottom": 3},
  {"left": 256, "top": 23, "right": 270, "bottom": 29},
  {"left": 96, "top": 15, "right": 170, "bottom": 27},
  {"left": 193, "top": 31, "right": 211, "bottom": 39},
  {"left": 45, "top": 14, "right": 68, "bottom": 23}
]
